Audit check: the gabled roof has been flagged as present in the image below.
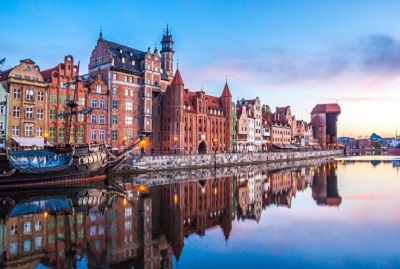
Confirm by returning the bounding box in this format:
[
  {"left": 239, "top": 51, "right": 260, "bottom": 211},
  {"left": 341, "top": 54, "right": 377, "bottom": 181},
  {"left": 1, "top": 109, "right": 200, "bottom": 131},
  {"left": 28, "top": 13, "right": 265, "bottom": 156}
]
[
  {"left": 0, "top": 68, "right": 11, "bottom": 81},
  {"left": 171, "top": 69, "right": 184, "bottom": 85},
  {"left": 276, "top": 106, "right": 289, "bottom": 115},
  {"left": 206, "top": 95, "right": 223, "bottom": 110},
  {"left": 221, "top": 82, "right": 232, "bottom": 97},
  {"left": 311, "top": 103, "right": 341, "bottom": 114}
]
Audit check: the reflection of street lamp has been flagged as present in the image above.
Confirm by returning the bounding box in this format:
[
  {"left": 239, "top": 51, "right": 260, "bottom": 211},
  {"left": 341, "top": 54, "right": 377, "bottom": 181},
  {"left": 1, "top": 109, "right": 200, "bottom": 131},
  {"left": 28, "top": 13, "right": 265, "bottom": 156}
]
[
  {"left": 123, "top": 136, "right": 127, "bottom": 148},
  {"left": 174, "top": 136, "right": 178, "bottom": 155},
  {"left": 213, "top": 137, "right": 218, "bottom": 169}
]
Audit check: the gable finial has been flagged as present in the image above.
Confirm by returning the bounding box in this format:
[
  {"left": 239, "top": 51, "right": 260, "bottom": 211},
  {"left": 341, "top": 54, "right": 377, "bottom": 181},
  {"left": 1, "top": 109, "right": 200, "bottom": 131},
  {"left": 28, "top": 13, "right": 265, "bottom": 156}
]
[{"left": 100, "top": 25, "right": 103, "bottom": 39}]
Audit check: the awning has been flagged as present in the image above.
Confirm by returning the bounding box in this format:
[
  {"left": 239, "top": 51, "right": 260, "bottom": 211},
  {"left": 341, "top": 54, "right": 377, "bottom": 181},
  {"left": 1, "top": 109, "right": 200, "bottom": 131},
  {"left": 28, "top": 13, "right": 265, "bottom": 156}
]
[
  {"left": 12, "top": 137, "right": 44, "bottom": 147},
  {"left": 273, "top": 143, "right": 285, "bottom": 149}
]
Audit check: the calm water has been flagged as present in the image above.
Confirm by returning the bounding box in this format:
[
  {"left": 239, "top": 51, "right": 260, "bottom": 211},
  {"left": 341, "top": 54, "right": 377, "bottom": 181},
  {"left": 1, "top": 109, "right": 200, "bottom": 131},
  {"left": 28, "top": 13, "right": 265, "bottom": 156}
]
[{"left": 0, "top": 156, "right": 399, "bottom": 268}]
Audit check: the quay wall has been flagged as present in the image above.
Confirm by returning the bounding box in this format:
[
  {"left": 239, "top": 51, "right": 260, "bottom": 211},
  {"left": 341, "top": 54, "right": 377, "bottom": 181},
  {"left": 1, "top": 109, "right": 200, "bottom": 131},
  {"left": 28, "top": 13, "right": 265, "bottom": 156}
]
[{"left": 118, "top": 150, "right": 343, "bottom": 173}]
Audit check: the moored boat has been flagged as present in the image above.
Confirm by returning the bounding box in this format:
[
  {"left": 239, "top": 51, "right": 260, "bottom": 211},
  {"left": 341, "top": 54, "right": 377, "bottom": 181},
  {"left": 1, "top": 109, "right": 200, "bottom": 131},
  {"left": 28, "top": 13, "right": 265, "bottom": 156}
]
[{"left": 386, "top": 138, "right": 400, "bottom": 155}]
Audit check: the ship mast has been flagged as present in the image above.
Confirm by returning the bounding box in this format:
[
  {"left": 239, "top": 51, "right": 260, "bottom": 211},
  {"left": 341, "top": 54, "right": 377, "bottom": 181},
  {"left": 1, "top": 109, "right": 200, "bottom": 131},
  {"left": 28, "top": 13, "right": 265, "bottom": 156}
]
[{"left": 65, "top": 61, "right": 80, "bottom": 144}]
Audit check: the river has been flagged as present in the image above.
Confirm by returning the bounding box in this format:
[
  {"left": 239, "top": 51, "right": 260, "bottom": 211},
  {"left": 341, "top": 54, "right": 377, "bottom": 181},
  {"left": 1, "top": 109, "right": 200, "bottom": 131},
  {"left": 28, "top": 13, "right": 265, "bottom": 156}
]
[{"left": 0, "top": 156, "right": 399, "bottom": 268}]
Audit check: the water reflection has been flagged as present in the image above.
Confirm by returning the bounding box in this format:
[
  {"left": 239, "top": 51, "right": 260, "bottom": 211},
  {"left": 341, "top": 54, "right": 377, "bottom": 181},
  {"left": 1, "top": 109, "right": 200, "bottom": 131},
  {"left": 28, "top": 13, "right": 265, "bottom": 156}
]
[{"left": 0, "top": 159, "right": 397, "bottom": 268}]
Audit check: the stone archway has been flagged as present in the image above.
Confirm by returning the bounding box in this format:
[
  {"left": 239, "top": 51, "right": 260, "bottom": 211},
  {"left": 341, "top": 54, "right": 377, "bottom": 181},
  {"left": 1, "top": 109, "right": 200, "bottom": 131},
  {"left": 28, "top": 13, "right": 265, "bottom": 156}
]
[{"left": 198, "top": 141, "right": 207, "bottom": 154}]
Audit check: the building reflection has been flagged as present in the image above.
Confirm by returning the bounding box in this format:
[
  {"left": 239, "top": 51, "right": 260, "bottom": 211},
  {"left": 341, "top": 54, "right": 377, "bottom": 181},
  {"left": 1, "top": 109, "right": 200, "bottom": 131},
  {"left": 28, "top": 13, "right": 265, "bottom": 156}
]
[
  {"left": 311, "top": 162, "right": 341, "bottom": 206},
  {"left": 0, "top": 161, "right": 342, "bottom": 268}
]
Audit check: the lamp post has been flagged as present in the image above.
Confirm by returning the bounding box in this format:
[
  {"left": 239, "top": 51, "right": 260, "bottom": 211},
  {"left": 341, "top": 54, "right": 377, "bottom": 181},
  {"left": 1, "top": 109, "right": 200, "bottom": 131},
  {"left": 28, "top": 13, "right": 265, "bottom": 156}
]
[
  {"left": 173, "top": 136, "right": 178, "bottom": 155},
  {"left": 123, "top": 136, "right": 127, "bottom": 150},
  {"left": 213, "top": 137, "right": 218, "bottom": 169}
]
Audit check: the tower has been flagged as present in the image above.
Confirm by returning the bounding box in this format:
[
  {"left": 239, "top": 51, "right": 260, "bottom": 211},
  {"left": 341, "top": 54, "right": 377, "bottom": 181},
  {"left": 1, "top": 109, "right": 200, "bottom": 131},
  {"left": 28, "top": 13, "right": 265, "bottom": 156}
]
[
  {"left": 170, "top": 69, "right": 184, "bottom": 154},
  {"left": 221, "top": 80, "right": 232, "bottom": 153},
  {"left": 160, "top": 25, "right": 175, "bottom": 81}
]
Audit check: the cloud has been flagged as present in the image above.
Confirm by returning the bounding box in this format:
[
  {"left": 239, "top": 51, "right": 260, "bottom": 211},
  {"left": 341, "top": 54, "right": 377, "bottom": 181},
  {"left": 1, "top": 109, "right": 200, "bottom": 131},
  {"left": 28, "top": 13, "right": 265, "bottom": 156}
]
[{"left": 188, "top": 34, "right": 400, "bottom": 87}]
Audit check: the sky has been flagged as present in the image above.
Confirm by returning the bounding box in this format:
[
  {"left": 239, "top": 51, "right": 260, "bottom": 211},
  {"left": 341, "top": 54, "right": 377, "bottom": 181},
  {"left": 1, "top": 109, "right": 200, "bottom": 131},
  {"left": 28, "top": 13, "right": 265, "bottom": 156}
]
[{"left": 1, "top": 0, "right": 400, "bottom": 137}]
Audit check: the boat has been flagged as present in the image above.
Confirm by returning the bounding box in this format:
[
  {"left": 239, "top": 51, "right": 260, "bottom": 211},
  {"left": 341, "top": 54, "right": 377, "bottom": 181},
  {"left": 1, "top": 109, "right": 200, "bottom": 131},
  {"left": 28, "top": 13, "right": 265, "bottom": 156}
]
[{"left": 0, "top": 69, "right": 143, "bottom": 187}]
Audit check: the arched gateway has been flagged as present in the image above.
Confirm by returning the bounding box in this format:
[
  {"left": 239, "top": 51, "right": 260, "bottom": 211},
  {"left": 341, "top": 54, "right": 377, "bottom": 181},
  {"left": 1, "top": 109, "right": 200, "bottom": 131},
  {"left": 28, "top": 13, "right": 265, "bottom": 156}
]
[{"left": 198, "top": 141, "right": 207, "bottom": 154}]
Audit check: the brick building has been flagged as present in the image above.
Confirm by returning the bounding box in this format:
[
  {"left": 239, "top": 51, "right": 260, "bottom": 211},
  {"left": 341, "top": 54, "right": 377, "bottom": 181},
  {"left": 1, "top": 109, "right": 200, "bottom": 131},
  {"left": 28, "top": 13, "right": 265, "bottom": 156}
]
[
  {"left": 310, "top": 103, "right": 341, "bottom": 147},
  {"left": 88, "top": 27, "right": 174, "bottom": 152},
  {"left": 161, "top": 70, "right": 232, "bottom": 154},
  {"left": 41, "top": 55, "right": 88, "bottom": 144}
]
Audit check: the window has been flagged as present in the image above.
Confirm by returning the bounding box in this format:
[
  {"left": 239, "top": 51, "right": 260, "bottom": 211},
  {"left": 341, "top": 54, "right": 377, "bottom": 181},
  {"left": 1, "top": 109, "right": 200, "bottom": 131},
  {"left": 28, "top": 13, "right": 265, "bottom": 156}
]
[
  {"left": 10, "top": 242, "right": 18, "bottom": 254},
  {"left": 25, "top": 125, "right": 33, "bottom": 136},
  {"left": 91, "top": 99, "right": 97, "bottom": 108},
  {"left": 122, "top": 58, "right": 126, "bottom": 64},
  {"left": 13, "top": 107, "right": 20, "bottom": 118},
  {"left": 112, "top": 100, "right": 118, "bottom": 109},
  {"left": 78, "top": 97, "right": 85, "bottom": 106},
  {"left": 91, "top": 129, "right": 96, "bottom": 140},
  {"left": 101, "top": 57, "right": 105, "bottom": 64},
  {"left": 99, "top": 115, "right": 105, "bottom": 124},
  {"left": 100, "top": 100, "right": 106, "bottom": 109},
  {"left": 23, "top": 240, "right": 32, "bottom": 252},
  {"left": 124, "top": 75, "right": 128, "bottom": 82},
  {"left": 125, "top": 207, "right": 132, "bottom": 217},
  {"left": 99, "top": 130, "right": 105, "bottom": 140},
  {"left": 10, "top": 224, "right": 18, "bottom": 235},
  {"left": 125, "top": 130, "right": 133, "bottom": 141},
  {"left": 12, "top": 126, "right": 19, "bottom": 135},
  {"left": 37, "top": 108, "right": 44, "bottom": 119},
  {"left": 78, "top": 114, "right": 84, "bottom": 122},
  {"left": 78, "top": 128, "right": 84, "bottom": 143},
  {"left": 113, "top": 73, "right": 117, "bottom": 80},
  {"left": 112, "top": 115, "right": 118, "bottom": 124},
  {"left": 49, "top": 93, "right": 57, "bottom": 102},
  {"left": 125, "top": 116, "right": 132, "bottom": 125},
  {"left": 113, "top": 87, "right": 117, "bottom": 94},
  {"left": 111, "top": 130, "right": 118, "bottom": 141},
  {"left": 125, "top": 89, "right": 128, "bottom": 96},
  {"left": 126, "top": 102, "right": 132, "bottom": 111},
  {"left": 111, "top": 210, "right": 118, "bottom": 219},
  {"left": 35, "top": 220, "right": 42, "bottom": 231},
  {"left": 24, "top": 222, "right": 32, "bottom": 234},
  {"left": 96, "top": 85, "right": 101, "bottom": 93},
  {"left": 26, "top": 89, "right": 34, "bottom": 101},
  {"left": 35, "top": 237, "right": 42, "bottom": 249},
  {"left": 25, "top": 107, "right": 34, "bottom": 119},
  {"left": 13, "top": 89, "right": 21, "bottom": 99},
  {"left": 37, "top": 127, "right": 43, "bottom": 137},
  {"left": 91, "top": 115, "right": 97, "bottom": 124},
  {"left": 50, "top": 109, "right": 56, "bottom": 120},
  {"left": 59, "top": 95, "right": 67, "bottom": 104},
  {"left": 49, "top": 126, "right": 56, "bottom": 143},
  {"left": 125, "top": 221, "right": 132, "bottom": 231},
  {"left": 59, "top": 127, "right": 65, "bottom": 143},
  {"left": 90, "top": 226, "right": 97, "bottom": 236},
  {"left": 99, "top": 225, "right": 105, "bottom": 235},
  {"left": 0, "top": 105, "right": 4, "bottom": 114}
]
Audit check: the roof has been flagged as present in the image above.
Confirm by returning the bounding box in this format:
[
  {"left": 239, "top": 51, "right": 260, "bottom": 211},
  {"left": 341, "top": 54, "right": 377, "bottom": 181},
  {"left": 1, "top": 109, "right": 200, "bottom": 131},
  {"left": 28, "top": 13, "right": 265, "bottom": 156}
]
[
  {"left": 171, "top": 69, "right": 184, "bottom": 85},
  {"left": 221, "top": 82, "right": 232, "bottom": 97},
  {"left": 310, "top": 115, "right": 325, "bottom": 127},
  {"left": 103, "top": 39, "right": 145, "bottom": 73},
  {"left": 311, "top": 103, "right": 341, "bottom": 114},
  {"left": 276, "top": 106, "right": 289, "bottom": 115},
  {"left": 41, "top": 66, "right": 58, "bottom": 81},
  {"left": 206, "top": 95, "right": 223, "bottom": 110},
  {"left": 0, "top": 68, "right": 11, "bottom": 81},
  {"left": 9, "top": 196, "right": 72, "bottom": 217}
]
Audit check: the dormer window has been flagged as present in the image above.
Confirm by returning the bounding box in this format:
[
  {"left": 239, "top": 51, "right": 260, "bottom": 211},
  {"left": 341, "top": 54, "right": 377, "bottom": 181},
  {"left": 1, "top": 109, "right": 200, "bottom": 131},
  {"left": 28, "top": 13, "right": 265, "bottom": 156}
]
[
  {"left": 122, "top": 58, "right": 125, "bottom": 64},
  {"left": 119, "top": 48, "right": 123, "bottom": 54},
  {"left": 131, "top": 60, "right": 135, "bottom": 66},
  {"left": 130, "top": 52, "right": 133, "bottom": 56}
]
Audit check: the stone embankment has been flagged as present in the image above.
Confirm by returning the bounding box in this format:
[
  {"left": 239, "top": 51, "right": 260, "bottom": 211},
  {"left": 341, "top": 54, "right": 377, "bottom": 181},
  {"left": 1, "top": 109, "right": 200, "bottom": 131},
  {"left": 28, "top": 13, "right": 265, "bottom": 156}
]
[
  {"left": 111, "top": 157, "right": 333, "bottom": 186},
  {"left": 117, "top": 150, "right": 343, "bottom": 174}
]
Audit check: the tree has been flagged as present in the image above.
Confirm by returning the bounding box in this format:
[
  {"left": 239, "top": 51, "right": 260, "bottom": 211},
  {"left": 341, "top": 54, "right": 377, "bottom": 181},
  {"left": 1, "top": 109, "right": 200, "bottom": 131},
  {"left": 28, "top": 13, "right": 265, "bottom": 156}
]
[{"left": 373, "top": 141, "right": 381, "bottom": 149}]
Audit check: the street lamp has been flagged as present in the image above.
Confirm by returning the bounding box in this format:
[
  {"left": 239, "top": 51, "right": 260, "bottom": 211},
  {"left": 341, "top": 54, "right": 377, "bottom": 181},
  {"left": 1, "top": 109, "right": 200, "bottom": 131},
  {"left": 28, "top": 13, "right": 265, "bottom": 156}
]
[
  {"left": 123, "top": 136, "right": 127, "bottom": 148},
  {"left": 44, "top": 132, "right": 49, "bottom": 146},
  {"left": 213, "top": 137, "right": 218, "bottom": 169},
  {"left": 173, "top": 136, "right": 178, "bottom": 155}
]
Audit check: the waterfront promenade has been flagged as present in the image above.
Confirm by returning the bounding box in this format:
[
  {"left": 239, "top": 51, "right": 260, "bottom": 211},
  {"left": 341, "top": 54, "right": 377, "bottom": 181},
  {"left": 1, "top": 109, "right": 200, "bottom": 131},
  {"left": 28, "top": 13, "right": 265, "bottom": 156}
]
[{"left": 119, "top": 149, "right": 343, "bottom": 173}]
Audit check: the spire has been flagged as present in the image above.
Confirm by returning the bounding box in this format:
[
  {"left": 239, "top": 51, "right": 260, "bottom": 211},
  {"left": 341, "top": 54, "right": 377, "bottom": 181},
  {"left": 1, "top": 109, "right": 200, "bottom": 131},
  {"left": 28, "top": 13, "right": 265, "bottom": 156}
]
[
  {"left": 171, "top": 69, "right": 184, "bottom": 85},
  {"left": 221, "top": 79, "right": 232, "bottom": 98},
  {"left": 99, "top": 25, "right": 103, "bottom": 39},
  {"left": 166, "top": 24, "right": 169, "bottom": 35}
]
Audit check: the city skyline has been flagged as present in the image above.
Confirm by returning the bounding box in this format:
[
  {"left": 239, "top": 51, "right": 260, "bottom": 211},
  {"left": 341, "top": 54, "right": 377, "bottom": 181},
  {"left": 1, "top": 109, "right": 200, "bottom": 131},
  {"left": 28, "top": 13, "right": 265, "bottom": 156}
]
[{"left": 1, "top": 0, "right": 400, "bottom": 137}]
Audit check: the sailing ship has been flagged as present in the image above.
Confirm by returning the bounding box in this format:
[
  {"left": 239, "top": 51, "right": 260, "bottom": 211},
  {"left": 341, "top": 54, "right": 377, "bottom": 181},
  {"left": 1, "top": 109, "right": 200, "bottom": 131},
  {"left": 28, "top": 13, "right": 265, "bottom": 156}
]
[{"left": 0, "top": 64, "right": 142, "bottom": 186}]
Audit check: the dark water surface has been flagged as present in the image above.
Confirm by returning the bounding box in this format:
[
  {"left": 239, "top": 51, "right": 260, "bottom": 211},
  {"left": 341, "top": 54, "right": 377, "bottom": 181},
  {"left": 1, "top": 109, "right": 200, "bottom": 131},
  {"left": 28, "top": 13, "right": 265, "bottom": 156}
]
[{"left": 0, "top": 156, "right": 399, "bottom": 268}]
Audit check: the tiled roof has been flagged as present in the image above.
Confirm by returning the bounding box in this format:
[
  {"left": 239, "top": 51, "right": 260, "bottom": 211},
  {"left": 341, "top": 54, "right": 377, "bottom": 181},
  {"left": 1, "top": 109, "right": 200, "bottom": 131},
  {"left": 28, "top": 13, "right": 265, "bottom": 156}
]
[
  {"left": 171, "top": 69, "right": 184, "bottom": 85},
  {"left": 103, "top": 39, "right": 145, "bottom": 74},
  {"left": 0, "top": 68, "right": 11, "bottom": 81},
  {"left": 276, "top": 106, "right": 288, "bottom": 115},
  {"left": 41, "top": 66, "right": 58, "bottom": 81},
  {"left": 311, "top": 103, "right": 341, "bottom": 114},
  {"left": 221, "top": 82, "right": 232, "bottom": 97},
  {"left": 205, "top": 95, "right": 223, "bottom": 110},
  {"left": 183, "top": 90, "right": 196, "bottom": 113}
]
